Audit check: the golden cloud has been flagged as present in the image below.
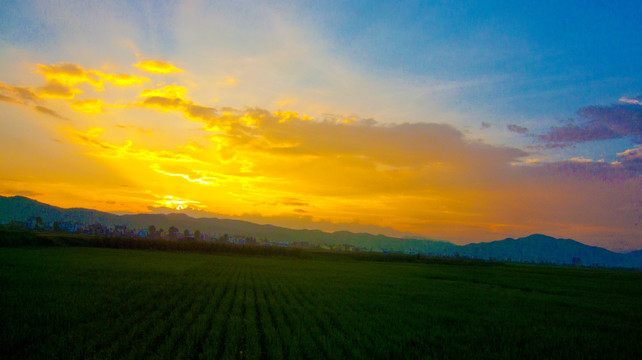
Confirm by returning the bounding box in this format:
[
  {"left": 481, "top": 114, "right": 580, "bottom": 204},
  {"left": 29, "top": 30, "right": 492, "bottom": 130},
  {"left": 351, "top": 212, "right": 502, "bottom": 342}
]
[
  {"left": 71, "top": 99, "right": 106, "bottom": 114},
  {"left": 134, "top": 60, "right": 184, "bottom": 74},
  {"left": 139, "top": 84, "right": 188, "bottom": 100},
  {"left": 37, "top": 63, "right": 148, "bottom": 95}
]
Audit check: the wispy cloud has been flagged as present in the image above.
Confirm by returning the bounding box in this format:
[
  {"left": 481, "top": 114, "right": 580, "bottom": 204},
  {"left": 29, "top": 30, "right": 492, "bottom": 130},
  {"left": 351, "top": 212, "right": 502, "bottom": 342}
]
[{"left": 619, "top": 95, "right": 642, "bottom": 106}]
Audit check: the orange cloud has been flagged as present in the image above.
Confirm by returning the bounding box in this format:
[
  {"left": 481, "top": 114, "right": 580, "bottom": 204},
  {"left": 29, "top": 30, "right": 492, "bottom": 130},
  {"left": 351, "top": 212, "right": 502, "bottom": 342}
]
[
  {"left": 134, "top": 60, "right": 183, "bottom": 74},
  {"left": 39, "top": 80, "right": 83, "bottom": 99},
  {"left": 0, "top": 82, "right": 40, "bottom": 104}
]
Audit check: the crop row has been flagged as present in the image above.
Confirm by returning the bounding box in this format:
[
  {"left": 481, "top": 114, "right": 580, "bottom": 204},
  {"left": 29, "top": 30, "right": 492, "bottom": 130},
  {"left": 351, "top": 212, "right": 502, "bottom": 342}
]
[{"left": 3, "top": 248, "right": 641, "bottom": 360}]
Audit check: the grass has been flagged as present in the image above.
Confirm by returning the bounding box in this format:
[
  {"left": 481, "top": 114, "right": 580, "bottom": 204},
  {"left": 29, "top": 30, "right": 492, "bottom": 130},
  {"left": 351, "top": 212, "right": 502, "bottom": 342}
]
[{"left": 1, "top": 246, "right": 640, "bottom": 359}]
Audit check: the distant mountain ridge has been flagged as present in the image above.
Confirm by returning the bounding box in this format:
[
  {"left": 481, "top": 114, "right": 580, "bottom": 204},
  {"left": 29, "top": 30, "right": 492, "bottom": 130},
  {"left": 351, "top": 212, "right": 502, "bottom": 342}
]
[{"left": 1, "top": 196, "right": 640, "bottom": 268}]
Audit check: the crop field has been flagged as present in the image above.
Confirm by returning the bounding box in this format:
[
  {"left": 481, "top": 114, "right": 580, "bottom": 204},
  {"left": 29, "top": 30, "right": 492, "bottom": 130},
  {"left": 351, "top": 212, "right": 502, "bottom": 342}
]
[{"left": 1, "top": 247, "right": 641, "bottom": 359}]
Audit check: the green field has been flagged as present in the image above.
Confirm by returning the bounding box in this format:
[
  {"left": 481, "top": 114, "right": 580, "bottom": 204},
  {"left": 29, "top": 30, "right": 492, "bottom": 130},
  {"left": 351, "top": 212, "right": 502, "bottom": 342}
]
[{"left": 1, "top": 247, "right": 640, "bottom": 359}]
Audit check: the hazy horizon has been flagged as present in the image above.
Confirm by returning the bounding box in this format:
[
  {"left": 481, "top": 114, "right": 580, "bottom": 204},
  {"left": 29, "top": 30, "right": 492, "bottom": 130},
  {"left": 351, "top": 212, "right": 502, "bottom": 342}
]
[{"left": 5, "top": 194, "right": 642, "bottom": 254}]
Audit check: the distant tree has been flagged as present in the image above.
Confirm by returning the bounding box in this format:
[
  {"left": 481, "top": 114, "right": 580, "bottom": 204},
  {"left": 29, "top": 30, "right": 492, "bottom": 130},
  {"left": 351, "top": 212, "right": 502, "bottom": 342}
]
[
  {"left": 148, "top": 225, "right": 157, "bottom": 238},
  {"left": 53, "top": 221, "right": 61, "bottom": 232},
  {"left": 183, "top": 229, "right": 190, "bottom": 239},
  {"left": 194, "top": 230, "right": 201, "bottom": 241},
  {"left": 168, "top": 226, "right": 178, "bottom": 240}
]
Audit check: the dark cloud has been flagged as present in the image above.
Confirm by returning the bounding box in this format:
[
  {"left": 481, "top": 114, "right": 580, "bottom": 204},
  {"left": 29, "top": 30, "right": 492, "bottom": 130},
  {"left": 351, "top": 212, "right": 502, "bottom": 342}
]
[
  {"left": 481, "top": 122, "right": 491, "bottom": 129},
  {"left": 0, "top": 94, "right": 20, "bottom": 104},
  {"left": 615, "top": 146, "right": 642, "bottom": 172},
  {"left": 184, "top": 103, "right": 217, "bottom": 121},
  {"left": 538, "top": 104, "right": 642, "bottom": 146},
  {"left": 140, "top": 96, "right": 183, "bottom": 109},
  {"left": 617, "top": 146, "right": 642, "bottom": 162},
  {"left": 34, "top": 105, "right": 67, "bottom": 120},
  {"left": 281, "top": 199, "right": 309, "bottom": 207},
  {"left": 507, "top": 124, "right": 528, "bottom": 134},
  {"left": 541, "top": 159, "right": 640, "bottom": 181}
]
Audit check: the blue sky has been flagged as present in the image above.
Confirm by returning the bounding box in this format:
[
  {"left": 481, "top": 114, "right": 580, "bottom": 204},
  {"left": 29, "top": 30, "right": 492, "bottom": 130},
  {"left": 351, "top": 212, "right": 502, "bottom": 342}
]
[{"left": 1, "top": 1, "right": 641, "bottom": 250}]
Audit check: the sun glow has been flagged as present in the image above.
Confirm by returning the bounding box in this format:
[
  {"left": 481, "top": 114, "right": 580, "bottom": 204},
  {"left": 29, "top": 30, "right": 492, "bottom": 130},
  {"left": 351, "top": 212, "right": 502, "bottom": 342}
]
[{"left": 157, "top": 195, "right": 203, "bottom": 211}]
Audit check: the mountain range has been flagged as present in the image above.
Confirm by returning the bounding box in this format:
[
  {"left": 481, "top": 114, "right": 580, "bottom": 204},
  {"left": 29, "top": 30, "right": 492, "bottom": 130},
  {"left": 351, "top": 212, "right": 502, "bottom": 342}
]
[{"left": 1, "top": 195, "right": 640, "bottom": 268}]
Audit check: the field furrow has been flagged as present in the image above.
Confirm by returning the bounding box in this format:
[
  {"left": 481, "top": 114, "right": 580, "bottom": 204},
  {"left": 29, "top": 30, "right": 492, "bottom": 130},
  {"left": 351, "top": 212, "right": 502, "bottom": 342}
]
[
  {"left": 253, "top": 270, "right": 283, "bottom": 360},
  {"left": 262, "top": 277, "right": 298, "bottom": 358},
  {"left": 199, "top": 267, "right": 241, "bottom": 359},
  {"left": 221, "top": 267, "right": 247, "bottom": 359},
  {"left": 285, "top": 281, "right": 348, "bottom": 359},
  {"left": 273, "top": 276, "right": 327, "bottom": 360},
  {"left": 3, "top": 248, "right": 641, "bottom": 360},
  {"left": 243, "top": 272, "right": 262, "bottom": 360},
  {"left": 101, "top": 274, "right": 207, "bottom": 359},
  {"left": 186, "top": 266, "right": 235, "bottom": 360}
]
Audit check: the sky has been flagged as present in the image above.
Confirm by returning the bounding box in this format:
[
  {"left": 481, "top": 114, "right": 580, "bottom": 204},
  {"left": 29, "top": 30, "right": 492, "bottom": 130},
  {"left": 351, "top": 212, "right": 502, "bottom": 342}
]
[{"left": 0, "top": 0, "right": 641, "bottom": 251}]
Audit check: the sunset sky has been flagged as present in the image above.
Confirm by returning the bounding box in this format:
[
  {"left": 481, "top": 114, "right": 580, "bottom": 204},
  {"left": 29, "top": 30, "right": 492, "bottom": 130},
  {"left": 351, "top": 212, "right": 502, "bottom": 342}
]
[{"left": 1, "top": 1, "right": 640, "bottom": 251}]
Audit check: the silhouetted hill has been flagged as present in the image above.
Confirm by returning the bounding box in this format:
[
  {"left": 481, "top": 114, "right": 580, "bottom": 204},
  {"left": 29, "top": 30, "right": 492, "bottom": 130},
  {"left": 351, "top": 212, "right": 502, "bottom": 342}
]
[
  {"left": 1, "top": 196, "right": 640, "bottom": 268},
  {"left": 460, "top": 234, "right": 641, "bottom": 267}
]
